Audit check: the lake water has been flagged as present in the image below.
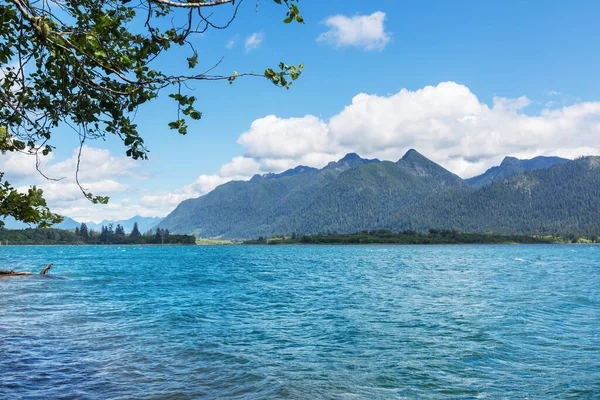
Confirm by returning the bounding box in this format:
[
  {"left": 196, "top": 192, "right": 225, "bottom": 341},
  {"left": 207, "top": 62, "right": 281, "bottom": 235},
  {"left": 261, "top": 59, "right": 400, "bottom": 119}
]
[{"left": 1, "top": 245, "right": 599, "bottom": 399}]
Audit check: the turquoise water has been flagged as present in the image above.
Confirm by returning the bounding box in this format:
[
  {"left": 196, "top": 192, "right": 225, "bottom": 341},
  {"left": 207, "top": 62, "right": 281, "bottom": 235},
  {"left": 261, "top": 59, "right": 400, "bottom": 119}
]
[{"left": 1, "top": 245, "right": 599, "bottom": 399}]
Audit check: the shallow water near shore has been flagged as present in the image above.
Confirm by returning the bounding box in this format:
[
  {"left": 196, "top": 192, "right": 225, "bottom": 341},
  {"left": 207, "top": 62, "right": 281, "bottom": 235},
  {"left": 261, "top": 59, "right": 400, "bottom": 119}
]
[{"left": 1, "top": 245, "right": 599, "bottom": 399}]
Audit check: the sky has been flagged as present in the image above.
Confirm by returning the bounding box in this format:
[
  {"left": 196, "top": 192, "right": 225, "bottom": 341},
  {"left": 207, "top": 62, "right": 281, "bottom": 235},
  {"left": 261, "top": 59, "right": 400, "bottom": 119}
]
[{"left": 3, "top": 0, "right": 600, "bottom": 222}]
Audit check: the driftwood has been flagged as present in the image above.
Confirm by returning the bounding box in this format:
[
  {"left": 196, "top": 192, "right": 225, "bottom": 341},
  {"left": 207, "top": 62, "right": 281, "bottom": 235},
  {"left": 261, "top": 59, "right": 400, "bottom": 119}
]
[
  {"left": 0, "top": 263, "right": 54, "bottom": 278},
  {"left": 0, "top": 270, "right": 32, "bottom": 277},
  {"left": 40, "top": 263, "right": 53, "bottom": 275}
]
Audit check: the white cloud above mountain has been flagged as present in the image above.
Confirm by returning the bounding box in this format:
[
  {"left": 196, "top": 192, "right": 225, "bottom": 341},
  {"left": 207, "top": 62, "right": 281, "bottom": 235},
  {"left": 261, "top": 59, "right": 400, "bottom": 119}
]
[
  {"left": 223, "top": 82, "right": 600, "bottom": 179},
  {"left": 5, "top": 81, "right": 600, "bottom": 222},
  {"left": 105, "top": 81, "right": 600, "bottom": 220},
  {"left": 318, "top": 11, "right": 391, "bottom": 51}
]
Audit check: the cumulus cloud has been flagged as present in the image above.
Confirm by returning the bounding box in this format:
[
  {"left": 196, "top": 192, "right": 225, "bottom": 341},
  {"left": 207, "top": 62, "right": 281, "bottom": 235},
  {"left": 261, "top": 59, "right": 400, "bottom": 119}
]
[
  {"left": 43, "top": 146, "right": 142, "bottom": 182},
  {"left": 318, "top": 11, "right": 391, "bottom": 51},
  {"left": 140, "top": 173, "right": 243, "bottom": 211},
  {"left": 217, "top": 81, "right": 600, "bottom": 179},
  {"left": 0, "top": 145, "right": 149, "bottom": 222},
  {"left": 245, "top": 33, "right": 264, "bottom": 52},
  {"left": 238, "top": 115, "right": 331, "bottom": 159}
]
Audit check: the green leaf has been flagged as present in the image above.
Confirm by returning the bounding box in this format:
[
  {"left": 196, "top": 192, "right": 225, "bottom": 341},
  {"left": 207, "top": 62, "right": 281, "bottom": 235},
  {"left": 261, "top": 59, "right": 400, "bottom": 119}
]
[{"left": 187, "top": 52, "right": 198, "bottom": 69}]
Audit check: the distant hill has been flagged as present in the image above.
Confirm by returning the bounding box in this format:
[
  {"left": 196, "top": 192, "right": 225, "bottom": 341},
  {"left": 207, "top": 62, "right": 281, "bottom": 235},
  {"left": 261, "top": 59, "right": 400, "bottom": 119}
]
[
  {"left": 82, "top": 216, "right": 163, "bottom": 234},
  {"left": 1, "top": 216, "right": 80, "bottom": 230},
  {"left": 1, "top": 215, "right": 163, "bottom": 234},
  {"left": 466, "top": 155, "right": 569, "bottom": 188}
]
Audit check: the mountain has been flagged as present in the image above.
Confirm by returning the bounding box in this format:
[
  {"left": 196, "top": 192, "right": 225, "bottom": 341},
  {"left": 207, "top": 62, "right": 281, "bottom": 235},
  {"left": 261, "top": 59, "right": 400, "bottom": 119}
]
[
  {"left": 391, "top": 157, "right": 600, "bottom": 235},
  {"left": 158, "top": 150, "right": 466, "bottom": 239},
  {"left": 159, "top": 151, "right": 600, "bottom": 238},
  {"left": 82, "top": 216, "right": 163, "bottom": 234},
  {"left": 255, "top": 165, "right": 318, "bottom": 180},
  {"left": 1, "top": 216, "right": 80, "bottom": 230},
  {"left": 397, "top": 149, "right": 465, "bottom": 189},
  {"left": 159, "top": 153, "right": 379, "bottom": 238},
  {"left": 466, "top": 155, "right": 569, "bottom": 188}
]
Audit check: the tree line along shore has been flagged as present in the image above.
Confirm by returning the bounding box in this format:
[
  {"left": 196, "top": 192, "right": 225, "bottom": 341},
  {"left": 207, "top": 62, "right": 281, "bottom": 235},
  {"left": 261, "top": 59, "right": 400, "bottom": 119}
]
[
  {"left": 0, "top": 223, "right": 195, "bottom": 245},
  {"left": 243, "top": 229, "right": 599, "bottom": 245},
  {"left": 0, "top": 226, "right": 597, "bottom": 246}
]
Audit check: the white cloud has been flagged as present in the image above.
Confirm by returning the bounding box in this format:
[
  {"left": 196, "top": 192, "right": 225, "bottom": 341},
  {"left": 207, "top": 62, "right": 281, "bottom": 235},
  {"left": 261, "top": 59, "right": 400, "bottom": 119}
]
[
  {"left": 318, "top": 11, "right": 391, "bottom": 51},
  {"left": 218, "top": 156, "right": 261, "bottom": 177},
  {"left": 212, "top": 81, "right": 600, "bottom": 180},
  {"left": 226, "top": 34, "right": 239, "bottom": 49},
  {"left": 238, "top": 115, "right": 331, "bottom": 159},
  {"left": 0, "top": 145, "right": 149, "bottom": 222},
  {"left": 245, "top": 33, "right": 264, "bottom": 52},
  {"left": 43, "top": 146, "right": 142, "bottom": 182},
  {"left": 139, "top": 173, "right": 242, "bottom": 211}
]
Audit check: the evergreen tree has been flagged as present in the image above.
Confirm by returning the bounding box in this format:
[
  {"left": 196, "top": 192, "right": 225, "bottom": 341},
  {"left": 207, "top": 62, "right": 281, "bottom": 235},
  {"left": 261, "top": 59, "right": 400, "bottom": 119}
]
[
  {"left": 79, "top": 223, "right": 89, "bottom": 242},
  {"left": 99, "top": 226, "right": 109, "bottom": 243},
  {"left": 130, "top": 222, "right": 142, "bottom": 237},
  {"left": 155, "top": 228, "right": 164, "bottom": 244},
  {"left": 115, "top": 224, "right": 125, "bottom": 236}
]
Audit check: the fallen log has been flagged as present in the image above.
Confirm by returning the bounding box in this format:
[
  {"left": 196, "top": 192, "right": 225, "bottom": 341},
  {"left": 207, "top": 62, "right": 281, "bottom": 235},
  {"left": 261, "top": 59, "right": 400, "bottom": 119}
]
[
  {"left": 0, "top": 269, "right": 33, "bottom": 277},
  {"left": 0, "top": 263, "right": 54, "bottom": 278}
]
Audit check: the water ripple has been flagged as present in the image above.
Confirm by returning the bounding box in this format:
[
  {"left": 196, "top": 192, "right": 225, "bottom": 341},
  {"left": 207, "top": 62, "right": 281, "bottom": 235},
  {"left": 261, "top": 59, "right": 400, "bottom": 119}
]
[{"left": 1, "top": 245, "right": 599, "bottom": 399}]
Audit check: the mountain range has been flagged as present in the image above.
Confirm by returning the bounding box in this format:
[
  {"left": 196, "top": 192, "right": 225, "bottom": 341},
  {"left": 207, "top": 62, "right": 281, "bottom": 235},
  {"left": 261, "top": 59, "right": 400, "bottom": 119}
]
[
  {"left": 81, "top": 216, "right": 163, "bottom": 234},
  {"left": 158, "top": 150, "right": 598, "bottom": 238},
  {"left": 1, "top": 215, "right": 163, "bottom": 234}
]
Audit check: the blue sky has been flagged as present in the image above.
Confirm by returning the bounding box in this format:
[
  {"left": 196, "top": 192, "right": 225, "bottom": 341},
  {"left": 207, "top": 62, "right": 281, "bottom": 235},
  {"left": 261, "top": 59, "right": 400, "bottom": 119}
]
[{"left": 4, "top": 0, "right": 600, "bottom": 221}]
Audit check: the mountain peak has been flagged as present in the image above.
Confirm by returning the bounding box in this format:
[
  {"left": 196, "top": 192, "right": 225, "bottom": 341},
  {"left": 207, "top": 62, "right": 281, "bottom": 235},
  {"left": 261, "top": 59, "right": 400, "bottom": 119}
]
[
  {"left": 467, "top": 155, "right": 570, "bottom": 188},
  {"left": 340, "top": 152, "right": 362, "bottom": 161},
  {"left": 501, "top": 156, "right": 520, "bottom": 166},
  {"left": 397, "top": 149, "right": 463, "bottom": 185},
  {"left": 401, "top": 149, "right": 425, "bottom": 161},
  {"left": 326, "top": 153, "right": 379, "bottom": 170}
]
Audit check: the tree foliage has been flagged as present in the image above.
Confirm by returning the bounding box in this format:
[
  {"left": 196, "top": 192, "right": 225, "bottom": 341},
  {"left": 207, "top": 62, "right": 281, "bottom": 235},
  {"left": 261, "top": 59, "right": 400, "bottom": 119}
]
[
  {"left": 0, "top": 0, "right": 303, "bottom": 226},
  {"left": 244, "top": 230, "right": 592, "bottom": 245},
  {"left": 0, "top": 224, "right": 195, "bottom": 244}
]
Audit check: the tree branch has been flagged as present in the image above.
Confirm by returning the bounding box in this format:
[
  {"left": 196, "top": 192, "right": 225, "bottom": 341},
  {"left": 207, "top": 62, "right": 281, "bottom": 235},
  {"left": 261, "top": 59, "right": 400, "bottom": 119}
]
[{"left": 149, "top": 0, "right": 236, "bottom": 8}]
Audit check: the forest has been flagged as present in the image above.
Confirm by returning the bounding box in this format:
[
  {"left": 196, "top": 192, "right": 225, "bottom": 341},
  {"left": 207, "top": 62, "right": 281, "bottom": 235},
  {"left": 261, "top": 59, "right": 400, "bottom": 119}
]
[
  {"left": 244, "top": 229, "right": 599, "bottom": 245},
  {"left": 0, "top": 222, "right": 195, "bottom": 245}
]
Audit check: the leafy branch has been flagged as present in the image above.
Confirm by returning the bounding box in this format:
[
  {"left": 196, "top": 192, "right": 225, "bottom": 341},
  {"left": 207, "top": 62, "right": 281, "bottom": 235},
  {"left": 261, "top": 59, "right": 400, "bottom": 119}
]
[{"left": 0, "top": 0, "right": 303, "bottom": 226}]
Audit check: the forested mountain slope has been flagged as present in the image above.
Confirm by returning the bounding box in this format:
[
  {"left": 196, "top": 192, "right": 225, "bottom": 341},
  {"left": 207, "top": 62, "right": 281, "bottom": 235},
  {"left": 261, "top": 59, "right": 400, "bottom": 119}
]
[
  {"left": 466, "top": 155, "right": 569, "bottom": 188},
  {"left": 159, "top": 150, "right": 463, "bottom": 238},
  {"left": 159, "top": 151, "right": 597, "bottom": 238},
  {"left": 392, "top": 157, "right": 600, "bottom": 234}
]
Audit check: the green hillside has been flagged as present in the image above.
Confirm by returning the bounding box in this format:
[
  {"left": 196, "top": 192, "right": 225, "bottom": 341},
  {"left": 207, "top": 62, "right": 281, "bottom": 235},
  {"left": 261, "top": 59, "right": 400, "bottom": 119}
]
[
  {"left": 159, "top": 150, "right": 465, "bottom": 238},
  {"left": 158, "top": 151, "right": 599, "bottom": 239},
  {"left": 392, "top": 157, "right": 600, "bottom": 234},
  {"left": 466, "top": 155, "right": 569, "bottom": 188}
]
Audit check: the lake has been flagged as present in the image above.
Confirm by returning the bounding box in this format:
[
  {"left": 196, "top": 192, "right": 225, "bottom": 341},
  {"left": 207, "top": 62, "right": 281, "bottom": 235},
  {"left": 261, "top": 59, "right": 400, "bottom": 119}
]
[{"left": 1, "top": 245, "right": 599, "bottom": 399}]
